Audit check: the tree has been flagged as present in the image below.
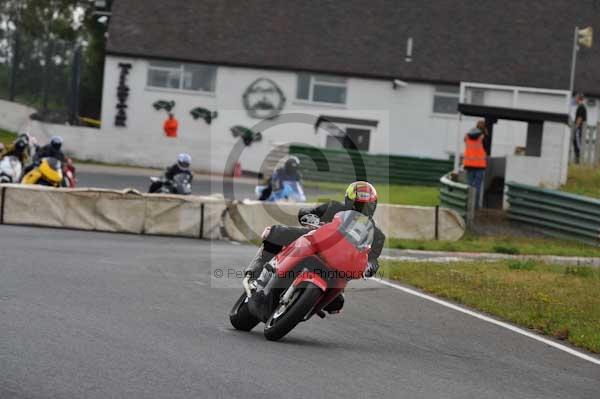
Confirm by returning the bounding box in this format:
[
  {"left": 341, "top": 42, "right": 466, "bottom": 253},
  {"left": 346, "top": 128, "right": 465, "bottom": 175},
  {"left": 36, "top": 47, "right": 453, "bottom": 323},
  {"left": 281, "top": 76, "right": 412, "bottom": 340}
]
[
  {"left": 79, "top": 1, "right": 109, "bottom": 119},
  {"left": 0, "top": 0, "right": 108, "bottom": 120}
]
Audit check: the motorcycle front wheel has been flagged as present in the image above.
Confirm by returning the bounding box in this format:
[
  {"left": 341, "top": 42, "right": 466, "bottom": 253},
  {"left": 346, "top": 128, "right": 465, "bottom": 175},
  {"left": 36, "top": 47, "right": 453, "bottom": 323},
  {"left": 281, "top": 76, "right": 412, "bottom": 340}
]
[
  {"left": 263, "top": 283, "right": 323, "bottom": 341},
  {"left": 229, "top": 292, "right": 260, "bottom": 331}
]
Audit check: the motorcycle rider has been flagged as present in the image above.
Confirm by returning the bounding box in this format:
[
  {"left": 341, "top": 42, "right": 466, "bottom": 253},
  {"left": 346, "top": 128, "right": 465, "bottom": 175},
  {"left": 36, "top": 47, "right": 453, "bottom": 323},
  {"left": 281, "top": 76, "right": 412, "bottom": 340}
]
[
  {"left": 246, "top": 181, "right": 385, "bottom": 313},
  {"left": 149, "top": 153, "right": 193, "bottom": 193},
  {"left": 35, "top": 136, "right": 66, "bottom": 163},
  {"left": 22, "top": 136, "right": 65, "bottom": 175},
  {"left": 258, "top": 156, "right": 302, "bottom": 201},
  {"left": 0, "top": 135, "right": 30, "bottom": 165}
]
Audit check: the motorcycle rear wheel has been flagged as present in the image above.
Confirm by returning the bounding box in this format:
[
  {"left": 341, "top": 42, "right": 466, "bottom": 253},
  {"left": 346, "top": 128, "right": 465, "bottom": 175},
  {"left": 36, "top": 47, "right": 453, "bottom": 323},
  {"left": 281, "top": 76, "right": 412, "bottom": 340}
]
[
  {"left": 229, "top": 292, "right": 260, "bottom": 331},
  {"left": 263, "top": 283, "right": 322, "bottom": 341}
]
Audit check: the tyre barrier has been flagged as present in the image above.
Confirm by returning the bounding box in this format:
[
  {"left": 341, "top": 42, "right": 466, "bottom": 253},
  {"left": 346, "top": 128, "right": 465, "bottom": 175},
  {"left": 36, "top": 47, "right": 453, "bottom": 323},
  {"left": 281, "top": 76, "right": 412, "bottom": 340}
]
[{"left": 0, "top": 184, "right": 465, "bottom": 242}]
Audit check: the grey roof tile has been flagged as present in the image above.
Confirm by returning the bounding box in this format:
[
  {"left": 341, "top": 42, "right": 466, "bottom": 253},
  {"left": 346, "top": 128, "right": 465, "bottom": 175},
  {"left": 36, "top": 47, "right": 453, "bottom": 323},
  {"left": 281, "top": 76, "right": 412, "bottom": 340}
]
[{"left": 106, "top": 0, "right": 600, "bottom": 95}]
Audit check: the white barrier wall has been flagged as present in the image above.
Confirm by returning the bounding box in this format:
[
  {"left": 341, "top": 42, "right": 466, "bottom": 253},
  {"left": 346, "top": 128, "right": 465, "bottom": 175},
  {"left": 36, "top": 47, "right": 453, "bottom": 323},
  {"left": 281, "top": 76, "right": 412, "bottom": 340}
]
[
  {"left": 0, "top": 99, "right": 35, "bottom": 133},
  {"left": 222, "top": 201, "right": 465, "bottom": 242},
  {"left": 0, "top": 185, "right": 465, "bottom": 243},
  {"left": 0, "top": 184, "right": 226, "bottom": 239}
]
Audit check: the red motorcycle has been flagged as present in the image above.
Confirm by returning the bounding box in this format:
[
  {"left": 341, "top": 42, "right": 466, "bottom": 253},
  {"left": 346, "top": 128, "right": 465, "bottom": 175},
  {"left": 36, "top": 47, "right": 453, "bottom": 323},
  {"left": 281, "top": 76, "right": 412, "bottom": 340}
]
[
  {"left": 229, "top": 210, "right": 374, "bottom": 341},
  {"left": 62, "top": 157, "right": 77, "bottom": 188}
]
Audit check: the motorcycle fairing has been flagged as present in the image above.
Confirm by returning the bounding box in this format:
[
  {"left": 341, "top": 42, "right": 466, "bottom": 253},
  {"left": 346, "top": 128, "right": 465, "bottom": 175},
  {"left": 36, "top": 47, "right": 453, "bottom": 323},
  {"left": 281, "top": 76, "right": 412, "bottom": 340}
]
[
  {"left": 39, "top": 157, "right": 63, "bottom": 185},
  {"left": 268, "top": 180, "right": 307, "bottom": 202}
]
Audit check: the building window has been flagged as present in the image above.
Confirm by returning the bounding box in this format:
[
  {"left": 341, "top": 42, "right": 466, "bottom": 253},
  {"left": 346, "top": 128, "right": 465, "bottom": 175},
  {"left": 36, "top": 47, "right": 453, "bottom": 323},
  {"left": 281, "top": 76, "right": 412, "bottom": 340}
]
[
  {"left": 433, "top": 85, "right": 459, "bottom": 114},
  {"left": 147, "top": 61, "right": 217, "bottom": 92},
  {"left": 297, "top": 73, "right": 347, "bottom": 104},
  {"left": 469, "top": 88, "right": 485, "bottom": 105},
  {"left": 325, "top": 127, "right": 371, "bottom": 152}
]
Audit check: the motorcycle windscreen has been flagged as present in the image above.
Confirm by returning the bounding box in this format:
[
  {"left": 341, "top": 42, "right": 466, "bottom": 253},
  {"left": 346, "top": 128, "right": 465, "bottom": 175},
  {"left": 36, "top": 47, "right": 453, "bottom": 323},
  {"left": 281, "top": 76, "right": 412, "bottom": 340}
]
[
  {"left": 172, "top": 173, "right": 192, "bottom": 194},
  {"left": 270, "top": 181, "right": 306, "bottom": 202}
]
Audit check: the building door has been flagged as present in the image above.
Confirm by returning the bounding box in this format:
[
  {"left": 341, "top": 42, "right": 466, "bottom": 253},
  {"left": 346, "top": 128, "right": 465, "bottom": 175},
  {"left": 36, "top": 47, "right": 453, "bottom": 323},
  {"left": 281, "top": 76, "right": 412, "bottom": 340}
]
[
  {"left": 344, "top": 128, "right": 370, "bottom": 151},
  {"left": 317, "top": 115, "right": 377, "bottom": 153},
  {"left": 325, "top": 127, "right": 371, "bottom": 151}
]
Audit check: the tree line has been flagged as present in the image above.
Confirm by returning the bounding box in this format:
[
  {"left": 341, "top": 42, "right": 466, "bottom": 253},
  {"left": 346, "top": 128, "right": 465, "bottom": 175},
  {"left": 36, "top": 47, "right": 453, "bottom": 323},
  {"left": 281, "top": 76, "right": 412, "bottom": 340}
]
[{"left": 0, "top": 0, "right": 108, "bottom": 120}]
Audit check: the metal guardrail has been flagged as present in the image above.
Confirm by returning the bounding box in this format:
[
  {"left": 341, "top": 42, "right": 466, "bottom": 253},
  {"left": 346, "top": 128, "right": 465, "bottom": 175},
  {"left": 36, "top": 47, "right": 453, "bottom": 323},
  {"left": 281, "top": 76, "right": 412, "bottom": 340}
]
[
  {"left": 506, "top": 181, "right": 600, "bottom": 245},
  {"left": 570, "top": 123, "right": 600, "bottom": 166},
  {"left": 439, "top": 173, "right": 475, "bottom": 225},
  {"left": 289, "top": 145, "right": 454, "bottom": 186}
]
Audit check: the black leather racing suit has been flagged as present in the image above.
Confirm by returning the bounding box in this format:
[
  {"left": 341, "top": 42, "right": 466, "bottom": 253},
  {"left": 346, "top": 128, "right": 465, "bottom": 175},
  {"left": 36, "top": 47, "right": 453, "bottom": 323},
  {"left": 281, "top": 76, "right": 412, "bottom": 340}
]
[
  {"left": 164, "top": 164, "right": 193, "bottom": 182},
  {"left": 34, "top": 144, "right": 66, "bottom": 164},
  {"left": 245, "top": 200, "right": 385, "bottom": 278},
  {"left": 149, "top": 164, "right": 193, "bottom": 193}
]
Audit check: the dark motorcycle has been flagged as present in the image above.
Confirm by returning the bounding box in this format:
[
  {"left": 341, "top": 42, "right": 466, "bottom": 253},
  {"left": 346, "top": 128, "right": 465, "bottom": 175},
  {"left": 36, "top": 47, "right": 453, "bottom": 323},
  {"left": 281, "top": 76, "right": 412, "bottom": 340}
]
[{"left": 148, "top": 173, "right": 192, "bottom": 195}]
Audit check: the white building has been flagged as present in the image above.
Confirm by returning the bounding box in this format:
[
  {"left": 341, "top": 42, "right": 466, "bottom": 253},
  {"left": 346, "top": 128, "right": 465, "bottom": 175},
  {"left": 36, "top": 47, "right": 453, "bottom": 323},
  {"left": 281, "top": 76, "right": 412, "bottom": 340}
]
[{"left": 95, "top": 0, "right": 599, "bottom": 179}]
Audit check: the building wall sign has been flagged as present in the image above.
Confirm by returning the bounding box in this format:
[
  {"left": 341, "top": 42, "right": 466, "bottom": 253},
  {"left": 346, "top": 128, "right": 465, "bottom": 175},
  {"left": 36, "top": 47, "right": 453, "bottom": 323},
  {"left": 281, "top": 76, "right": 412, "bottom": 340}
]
[
  {"left": 242, "top": 78, "right": 286, "bottom": 119},
  {"left": 115, "top": 63, "right": 132, "bottom": 127}
]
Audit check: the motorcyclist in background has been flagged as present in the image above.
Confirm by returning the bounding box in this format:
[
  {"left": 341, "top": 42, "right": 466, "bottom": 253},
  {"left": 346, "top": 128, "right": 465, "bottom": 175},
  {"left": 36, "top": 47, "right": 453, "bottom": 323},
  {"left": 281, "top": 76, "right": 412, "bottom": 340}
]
[
  {"left": 35, "top": 136, "right": 65, "bottom": 163},
  {"left": 0, "top": 135, "right": 30, "bottom": 165},
  {"left": 22, "top": 136, "right": 65, "bottom": 177},
  {"left": 245, "top": 181, "right": 386, "bottom": 313},
  {"left": 149, "top": 153, "right": 193, "bottom": 193},
  {"left": 258, "top": 156, "right": 302, "bottom": 201}
]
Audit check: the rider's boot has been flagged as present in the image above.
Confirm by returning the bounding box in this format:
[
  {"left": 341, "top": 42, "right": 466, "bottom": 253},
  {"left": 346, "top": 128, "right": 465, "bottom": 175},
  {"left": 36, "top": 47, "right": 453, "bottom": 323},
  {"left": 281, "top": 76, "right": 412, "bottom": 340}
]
[
  {"left": 247, "top": 261, "right": 277, "bottom": 322},
  {"left": 323, "top": 294, "right": 345, "bottom": 314}
]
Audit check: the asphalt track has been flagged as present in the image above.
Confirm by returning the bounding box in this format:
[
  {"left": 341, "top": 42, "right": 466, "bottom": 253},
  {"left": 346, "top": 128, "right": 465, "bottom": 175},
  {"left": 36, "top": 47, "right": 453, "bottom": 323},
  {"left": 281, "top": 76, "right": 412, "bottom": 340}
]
[
  {"left": 75, "top": 167, "right": 329, "bottom": 200},
  {"left": 76, "top": 169, "right": 257, "bottom": 198},
  {"left": 0, "top": 225, "right": 599, "bottom": 399}
]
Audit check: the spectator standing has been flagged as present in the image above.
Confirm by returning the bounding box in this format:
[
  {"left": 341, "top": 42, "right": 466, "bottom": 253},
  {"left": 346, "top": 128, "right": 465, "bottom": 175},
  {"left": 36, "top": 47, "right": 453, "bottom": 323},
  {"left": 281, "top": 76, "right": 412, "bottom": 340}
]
[
  {"left": 463, "top": 121, "right": 488, "bottom": 209},
  {"left": 572, "top": 93, "right": 587, "bottom": 164},
  {"left": 164, "top": 113, "right": 179, "bottom": 138}
]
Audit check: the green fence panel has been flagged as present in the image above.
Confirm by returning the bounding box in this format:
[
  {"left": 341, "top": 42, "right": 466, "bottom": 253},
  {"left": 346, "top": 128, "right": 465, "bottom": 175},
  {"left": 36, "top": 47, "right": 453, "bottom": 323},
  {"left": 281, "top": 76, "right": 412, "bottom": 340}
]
[
  {"left": 506, "top": 181, "right": 600, "bottom": 246},
  {"left": 439, "top": 173, "right": 470, "bottom": 218},
  {"left": 289, "top": 145, "right": 453, "bottom": 186}
]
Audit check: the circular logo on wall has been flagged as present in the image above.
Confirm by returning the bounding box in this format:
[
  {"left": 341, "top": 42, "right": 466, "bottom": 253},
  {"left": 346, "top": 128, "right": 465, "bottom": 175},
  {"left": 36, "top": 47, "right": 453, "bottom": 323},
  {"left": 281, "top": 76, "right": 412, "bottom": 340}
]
[{"left": 242, "top": 78, "right": 286, "bottom": 119}]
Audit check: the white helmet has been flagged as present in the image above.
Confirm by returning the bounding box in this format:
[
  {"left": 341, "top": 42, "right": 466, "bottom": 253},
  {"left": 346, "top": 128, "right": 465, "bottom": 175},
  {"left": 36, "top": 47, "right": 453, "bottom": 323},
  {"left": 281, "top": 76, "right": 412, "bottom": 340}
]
[{"left": 177, "top": 153, "right": 192, "bottom": 170}]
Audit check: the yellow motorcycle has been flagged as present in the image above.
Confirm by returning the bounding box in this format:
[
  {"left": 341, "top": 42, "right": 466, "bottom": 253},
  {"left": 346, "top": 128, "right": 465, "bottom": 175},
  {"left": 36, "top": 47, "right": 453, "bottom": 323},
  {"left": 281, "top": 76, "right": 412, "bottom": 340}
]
[{"left": 21, "top": 157, "right": 63, "bottom": 187}]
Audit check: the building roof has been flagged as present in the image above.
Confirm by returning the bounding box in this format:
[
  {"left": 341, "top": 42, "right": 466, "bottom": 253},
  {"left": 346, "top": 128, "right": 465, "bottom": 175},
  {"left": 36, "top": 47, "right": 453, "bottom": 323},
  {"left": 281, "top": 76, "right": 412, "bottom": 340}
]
[{"left": 107, "top": 0, "right": 600, "bottom": 95}]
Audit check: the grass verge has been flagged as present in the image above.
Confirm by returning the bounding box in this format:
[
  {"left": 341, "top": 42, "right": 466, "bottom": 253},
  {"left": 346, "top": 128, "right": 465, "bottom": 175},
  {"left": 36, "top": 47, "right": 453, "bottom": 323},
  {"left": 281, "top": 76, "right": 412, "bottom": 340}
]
[
  {"left": 304, "top": 181, "right": 440, "bottom": 206},
  {"left": 387, "top": 233, "right": 600, "bottom": 257},
  {"left": 561, "top": 164, "right": 600, "bottom": 199},
  {"left": 0, "top": 128, "right": 16, "bottom": 146},
  {"left": 381, "top": 259, "right": 600, "bottom": 353}
]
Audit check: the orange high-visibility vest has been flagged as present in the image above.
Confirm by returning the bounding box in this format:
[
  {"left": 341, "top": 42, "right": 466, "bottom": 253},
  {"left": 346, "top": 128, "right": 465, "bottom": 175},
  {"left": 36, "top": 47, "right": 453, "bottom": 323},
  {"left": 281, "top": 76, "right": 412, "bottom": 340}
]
[
  {"left": 164, "top": 118, "right": 178, "bottom": 138},
  {"left": 463, "top": 136, "right": 487, "bottom": 168}
]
